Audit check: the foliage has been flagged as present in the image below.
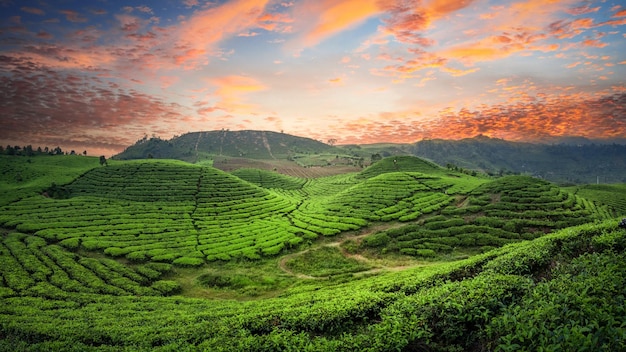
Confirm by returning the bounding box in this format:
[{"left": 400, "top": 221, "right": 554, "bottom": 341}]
[
  {"left": 283, "top": 246, "right": 372, "bottom": 277},
  {"left": 0, "top": 219, "right": 624, "bottom": 350},
  {"left": 410, "top": 136, "right": 626, "bottom": 184},
  {"left": 362, "top": 175, "right": 608, "bottom": 258}
]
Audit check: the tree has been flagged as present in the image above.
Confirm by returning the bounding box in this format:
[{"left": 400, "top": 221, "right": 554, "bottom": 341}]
[
  {"left": 371, "top": 153, "right": 382, "bottom": 163},
  {"left": 83, "top": 150, "right": 87, "bottom": 156},
  {"left": 327, "top": 138, "right": 337, "bottom": 146},
  {"left": 99, "top": 155, "right": 108, "bottom": 166}
]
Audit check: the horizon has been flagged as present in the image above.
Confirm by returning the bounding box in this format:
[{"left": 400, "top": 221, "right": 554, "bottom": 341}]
[
  {"left": 1, "top": 0, "right": 625, "bottom": 156},
  {"left": 4, "top": 129, "right": 626, "bottom": 159}
]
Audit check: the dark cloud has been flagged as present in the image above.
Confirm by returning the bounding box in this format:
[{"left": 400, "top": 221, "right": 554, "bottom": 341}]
[{"left": 0, "top": 57, "right": 186, "bottom": 154}]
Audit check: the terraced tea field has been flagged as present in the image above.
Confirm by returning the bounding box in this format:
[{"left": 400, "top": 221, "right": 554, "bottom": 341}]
[
  {"left": 0, "top": 156, "right": 617, "bottom": 267},
  {"left": 1, "top": 154, "right": 625, "bottom": 351}
]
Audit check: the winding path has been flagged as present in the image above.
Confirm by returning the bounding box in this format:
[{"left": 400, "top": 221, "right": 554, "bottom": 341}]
[{"left": 277, "top": 222, "right": 431, "bottom": 279}]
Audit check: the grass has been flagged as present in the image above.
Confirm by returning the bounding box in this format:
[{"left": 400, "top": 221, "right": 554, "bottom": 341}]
[
  {"left": 0, "top": 155, "right": 100, "bottom": 205},
  {"left": 165, "top": 258, "right": 297, "bottom": 300},
  {"left": 283, "top": 246, "right": 373, "bottom": 277}
]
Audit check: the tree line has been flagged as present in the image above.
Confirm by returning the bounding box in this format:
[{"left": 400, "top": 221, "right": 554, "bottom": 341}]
[{"left": 1, "top": 145, "right": 87, "bottom": 156}]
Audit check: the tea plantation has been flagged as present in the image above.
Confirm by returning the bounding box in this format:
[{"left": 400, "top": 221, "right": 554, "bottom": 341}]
[{"left": 0, "top": 154, "right": 625, "bottom": 351}]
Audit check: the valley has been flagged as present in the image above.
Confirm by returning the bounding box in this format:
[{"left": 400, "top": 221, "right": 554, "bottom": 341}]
[{"left": 0, "top": 151, "right": 625, "bottom": 351}]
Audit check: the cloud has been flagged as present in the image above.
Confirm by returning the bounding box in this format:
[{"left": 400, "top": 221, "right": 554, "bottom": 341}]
[
  {"left": 291, "top": 0, "right": 382, "bottom": 49},
  {"left": 336, "top": 92, "right": 626, "bottom": 144},
  {"left": 210, "top": 75, "right": 267, "bottom": 114},
  {"left": 613, "top": 9, "right": 626, "bottom": 18},
  {"left": 58, "top": 9, "right": 87, "bottom": 23},
  {"left": 380, "top": 0, "right": 475, "bottom": 45},
  {"left": 20, "top": 7, "right": 45, "bottom": 15},
  {"left": 183, "top": 0, "right": 199, "bottom": 8},
  {"left": 0, "top": 57, "right": 187, "bottom": 156},
  {"left": 135, "top": 6, "right": 153, "bottom": 14},
  {"left": 170, "top": 0, "right": 271, "bottom": 67}
]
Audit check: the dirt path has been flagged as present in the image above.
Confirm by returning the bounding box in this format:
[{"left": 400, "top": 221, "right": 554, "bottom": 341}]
[
  {"left": 278, "top": 249, "right": 318, "bottom": 280},
  {"left": 277, "top": 221, "right": 428, "bottom": 279},
  {"left": 261, "top": 132, "right": 276, "bottom": 160}
]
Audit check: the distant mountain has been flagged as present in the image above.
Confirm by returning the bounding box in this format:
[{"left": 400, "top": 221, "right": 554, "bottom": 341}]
[
  {"left": 410, "top": 136, "right": 626, "bottom": 184},
  {"left": 113, "top": 131, "right": 626, "bottom": 184},
  {"left": 113, "top": 130, "right": 340, "bottom": 161}
]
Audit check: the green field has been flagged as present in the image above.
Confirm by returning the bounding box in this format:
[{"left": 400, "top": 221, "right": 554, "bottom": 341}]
[{"left": 1, "top": 154, "right": 625, "bottom": 350}]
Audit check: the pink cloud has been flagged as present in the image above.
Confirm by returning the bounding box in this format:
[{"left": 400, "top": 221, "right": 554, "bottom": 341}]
[
  {"left": 20, "top": 7, "right": 45, "bottom": 15},
  {"left": 59, "top": 9, "right": 87, "bottom": 23},
  {"left": 291, "top": 0, "right": 382, "bottom": 49},
  {"left": 170, "top": 0, "right": 270, "bottom": 67},
  {"left": 0, "top": 57, "right": 188, "bottom": 156}
]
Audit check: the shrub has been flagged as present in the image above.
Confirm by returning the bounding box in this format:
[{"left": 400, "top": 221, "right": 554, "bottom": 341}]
[
  {"left": 362, "top": 233, "right": 391, "bottom": 247},
  {"left": 415, "top": 249, "right": 436, "bottom": 257},
  {"left": 172, "top": 257, "right": 204, "bottom": 267},
  {"left": 151, "top": 280, "right": 181, "bottom": 296}
]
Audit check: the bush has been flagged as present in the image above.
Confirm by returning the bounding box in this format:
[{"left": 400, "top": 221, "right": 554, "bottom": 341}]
[
  {"left": 126, "top": 251, "right": 148, "bottom": 262},
  {"left": 151, "top": 280, "right": 181, "bottom": 296},
  {"left": 415, "top": 249, "right": 436, "bottom": 257},
  {"left": 172, "top": 257, "right": 204, "bottom": 267},
  {"left": 59, "top": 238, "right": 80, "bottom": 250},
  {"left": 362, "top": 233, "right": 391, "bottom": 248}
]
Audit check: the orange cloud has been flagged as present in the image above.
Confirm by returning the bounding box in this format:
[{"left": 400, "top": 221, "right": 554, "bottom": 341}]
[
  {"left": 211, "top": 75, "right": 267, "bottom": 114},
  {"left": 294, "top": 0, "right": 382, "bottom": 48},
  {"left": 335, "top": 92, "right": 626, "bottom": 145},
  {"left": 614, "top": 9, "right": 626, "bottom": 17},
  {"left": 172, "top": 0, "right": 270, "bottom": 67}
]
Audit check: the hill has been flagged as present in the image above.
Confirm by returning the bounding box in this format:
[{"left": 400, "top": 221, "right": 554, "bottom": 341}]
[
  {"left": 1, "top": 155, "right": 626, "bottom": 350},
  {"left": 0, "top": 156, "right": 619, "bottom": 265},
  {"left": 409, "top": 136, "right": 626, "bottom": 184},
  {"left": 1, "top": 219, "right": 625, "bottom": 350},
  {"left": 113, "top": 131, "right": 626, "bottom": 184},
  {"left": 113, "top": 130, "right": 341, "bottom": 162},
  {"left": 0, "top": 155, "right": 100, "bottom": 206}
]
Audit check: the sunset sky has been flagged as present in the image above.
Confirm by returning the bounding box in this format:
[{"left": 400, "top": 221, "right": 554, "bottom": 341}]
[{"left": 1, "top": 0, "right": 625, "bottom": 156}]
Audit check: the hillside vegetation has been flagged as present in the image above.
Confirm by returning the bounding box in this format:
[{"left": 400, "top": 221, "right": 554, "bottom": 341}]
[
  {"left": 112, "top": 130, "right": 626, "bottom": 184},
  {"left": 114, "top": 130, "right": 341, "bottom": 162},
  {"left": 1, "top": 220, "right": 625, "bottom": 350},
  {"left": 410, "top": 136, "right": 626, "bottom": 184},
  {"left": 1, "top": 154, "right": 625, "bottom": 350},
  {"left": 0, "top": 155, "right": 99, "bottom": 206}
]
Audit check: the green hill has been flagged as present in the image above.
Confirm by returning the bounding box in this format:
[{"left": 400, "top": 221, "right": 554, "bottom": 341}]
[
  {"left": 1, "top": 156, "right": 626, "bottom": 350},
  {"left": 113, "top": 130, "right": 340, "bottom": 161},
  {"left": 1, "top": 219, "right": 625, "bottom": 350},
  {"left": 230, "top": 168, "right": 307, "bottom": 190},
  {"left": 361, "top": 175, "right": 611, "bottom": 258},
  {"left": 0, "top": 155, "right": 100, "bottom": 206},
  {"left": 564, "top": 183, "right": 626, "bottom": 216},
  {"left": 356, "top": 155, "right": 447, "bottom": 179}
]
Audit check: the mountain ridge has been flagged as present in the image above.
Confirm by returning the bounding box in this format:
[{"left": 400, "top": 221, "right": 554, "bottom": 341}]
[{"left": 113, "top": 130, "right": 626, "bottom": 184}]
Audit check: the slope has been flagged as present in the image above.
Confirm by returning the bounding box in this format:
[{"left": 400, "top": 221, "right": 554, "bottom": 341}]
[
  {"left": 0, "top": 155, "right": 99, "bottom": 206},
  {"left": 410, "top": 135, "right": 626, "bottom": 184},
  {"left": 113, "top": 130, "right": 340, "bottom": 161},
  {"left": 360, "top": 175, "right": 611, "bottom": 258},
  {"left": 0, "top": 160, "right": 306, "bottom": 264},
  {"left": 1, "top": 219, "right": 625, "bottom": 350}
]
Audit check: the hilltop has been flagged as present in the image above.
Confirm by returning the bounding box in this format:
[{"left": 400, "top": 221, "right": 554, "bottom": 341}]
[{"left": 114, "top": 130, "right": 341, "bottom": 161}]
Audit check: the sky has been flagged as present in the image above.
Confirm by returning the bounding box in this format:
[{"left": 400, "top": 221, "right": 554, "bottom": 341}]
[{"left": 0, "top": 0, "right": 625, "bottom": 157}]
